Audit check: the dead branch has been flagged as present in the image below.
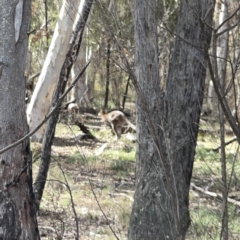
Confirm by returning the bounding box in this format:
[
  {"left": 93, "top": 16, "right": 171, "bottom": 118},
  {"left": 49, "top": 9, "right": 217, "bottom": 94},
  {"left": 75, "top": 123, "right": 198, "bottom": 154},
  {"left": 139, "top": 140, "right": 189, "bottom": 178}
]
[
  {"left": 212, "top": 137, "right": 237, "bottom": 152},
  {"left": 75, "top": 121, "right": 97, "bottom": 140},
  {"left": 190, "top": 183, "right": 240, "bottom": 207},
  {"left": 110, "top": 192, "right": 134, "bottom": 202},
  {"left": 38, "top": 225, "right": 56, "bottom": 233}
]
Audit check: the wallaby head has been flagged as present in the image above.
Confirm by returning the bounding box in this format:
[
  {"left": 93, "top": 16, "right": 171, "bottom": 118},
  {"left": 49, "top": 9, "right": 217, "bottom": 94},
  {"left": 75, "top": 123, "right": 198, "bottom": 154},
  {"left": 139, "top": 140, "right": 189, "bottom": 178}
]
[
  {"left": 98, "top": 108, "right": 106, "bottom": 115},
  {"left": 98, "top": 109, "right": 108, "bottom": 120},
  {"left": 99, "top": 109, "right": 104, "bottom": 114}
]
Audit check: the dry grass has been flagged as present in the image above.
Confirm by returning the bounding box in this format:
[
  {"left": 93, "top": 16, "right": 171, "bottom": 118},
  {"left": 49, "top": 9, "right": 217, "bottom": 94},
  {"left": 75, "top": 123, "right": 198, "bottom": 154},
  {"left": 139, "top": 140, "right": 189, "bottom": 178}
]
[
  {"left": 32, "top": 120, "right": 240, "bottom": 239},
  {"left": 33, "top": 122, "right": 135, "bottom": 239}
]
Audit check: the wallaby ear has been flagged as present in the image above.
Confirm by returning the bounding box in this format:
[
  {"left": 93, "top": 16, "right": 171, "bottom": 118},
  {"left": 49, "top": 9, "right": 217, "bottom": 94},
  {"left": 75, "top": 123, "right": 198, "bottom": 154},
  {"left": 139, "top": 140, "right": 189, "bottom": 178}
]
[{"left": 98, "top": 108, "right": 105, "bottom": 115}]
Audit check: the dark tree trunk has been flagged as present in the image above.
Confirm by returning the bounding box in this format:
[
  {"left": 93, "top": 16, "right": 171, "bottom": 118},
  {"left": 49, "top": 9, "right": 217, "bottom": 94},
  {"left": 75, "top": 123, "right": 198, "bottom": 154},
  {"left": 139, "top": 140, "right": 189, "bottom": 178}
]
[
  {"left": 163, "top": 0, "right": 214, "bottom": 238},
  {"left": 33, "top": 0, "right": 93, "bottom": 208},
  {"left": 0, "top": 0, "right": 40, "bottom": 239},
  {"left": 122, "top": 76, "right": 130, "bottom": 110},
  {"left": 104, "top": 38, "right": 111, "bottom": 108},
  {"left": 128, "top": 0, "right": 214, "bottom": 239},
  {"left": 128, "top": 0, "right": 163, "bottom": 237}
]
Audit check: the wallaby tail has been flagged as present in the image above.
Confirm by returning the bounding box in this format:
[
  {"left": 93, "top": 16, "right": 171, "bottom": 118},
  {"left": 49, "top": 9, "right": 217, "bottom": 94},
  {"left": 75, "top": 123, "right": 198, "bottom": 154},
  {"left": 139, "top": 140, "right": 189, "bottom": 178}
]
[{"left": 125, "top": 118, "right": 136, "bottom": 131}]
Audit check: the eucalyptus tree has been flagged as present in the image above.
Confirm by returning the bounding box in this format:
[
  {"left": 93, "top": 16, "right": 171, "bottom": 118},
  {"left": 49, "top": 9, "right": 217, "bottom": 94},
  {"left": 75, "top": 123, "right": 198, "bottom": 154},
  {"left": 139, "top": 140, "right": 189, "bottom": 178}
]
[
  {"left": 68, "top": 21, "right": 93, "bottom": 109},
  {"left": 27, "top": 0, "right": 82, "bottom": 142},
  {"left": 0, "top": 0, "right": 39, "bottom": 239},
  {"left": 128, "top": 0, "right": 215, "bottom": 239}
]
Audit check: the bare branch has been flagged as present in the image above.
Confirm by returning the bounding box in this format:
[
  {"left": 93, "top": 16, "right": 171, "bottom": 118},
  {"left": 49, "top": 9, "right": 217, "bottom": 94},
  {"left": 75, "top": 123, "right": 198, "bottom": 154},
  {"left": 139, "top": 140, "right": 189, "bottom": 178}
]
[
  {"left": 56, "top": 161, "right": 80, "bottom": 239},
  {"left": 207, "top": 51, "right": 240, "bottom": 142},
  {"left": 215, "top": 4, "right": 240, "bottom": 33},
  {"left": 216, "top": 19, "right": 240, "bottom": 38}
]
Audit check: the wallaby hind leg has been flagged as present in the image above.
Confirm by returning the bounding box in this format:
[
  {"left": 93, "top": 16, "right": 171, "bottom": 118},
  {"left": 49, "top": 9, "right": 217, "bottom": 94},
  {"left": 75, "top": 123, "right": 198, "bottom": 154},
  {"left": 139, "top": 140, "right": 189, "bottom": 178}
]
[
  {"left": 111, "top": 123, "right": 121, "bottom": 140},
  {"left": 122, "top": 124, "right": 130, "bottom": 134},
  {"left": 116, "top": 126, "right": 122, "bottom": 140}
]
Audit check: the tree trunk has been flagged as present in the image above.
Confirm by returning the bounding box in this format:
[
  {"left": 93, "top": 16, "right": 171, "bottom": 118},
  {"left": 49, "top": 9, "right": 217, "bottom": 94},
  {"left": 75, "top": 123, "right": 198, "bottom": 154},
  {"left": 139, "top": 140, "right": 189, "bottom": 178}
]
[
  {"left": 207, "top": 80, "right": 214, "bottom": 110},
  {"left": 215, "top": 1, "right": 230, "bottom": 238},
  {"left": 122, "top": 76, "right": 130, "bottom": 110},
  {"left": 68, "top": 3, "right": 93, "bottom": 109},
  {"left": 71, "top": 37, "right": 93, "bottom": 108},
  {"left": 128, "top": 0, "right": 214, "bottom": 239},
  {"left": 27, "top": 0, "right": 82, "bottom": 142},
  {"left": 164, "top": 2, "right": 213, "bottom": 238},
  {"left": 33, "top": 0, "right": 93, "bottom": 208},
  {"left": 0, "top": 1, "right": 39, "bottom": 239},
  {"left": 128, "top": 0, "right": 163, "bottom": 238},
  {"left": 104, "top": 38, "right": 111, "bottom": 108}
]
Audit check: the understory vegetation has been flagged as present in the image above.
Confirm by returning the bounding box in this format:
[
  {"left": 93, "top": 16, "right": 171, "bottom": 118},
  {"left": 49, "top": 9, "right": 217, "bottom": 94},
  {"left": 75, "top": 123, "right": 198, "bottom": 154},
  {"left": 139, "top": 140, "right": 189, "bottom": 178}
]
[{"left": 32, "top": 118, "right": 240, "bottom": 239}]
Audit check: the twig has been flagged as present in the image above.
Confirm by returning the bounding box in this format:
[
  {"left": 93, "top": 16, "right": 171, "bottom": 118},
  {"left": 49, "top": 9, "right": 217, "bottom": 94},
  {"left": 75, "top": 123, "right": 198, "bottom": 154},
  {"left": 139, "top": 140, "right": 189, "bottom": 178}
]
[
  {"left": 56, "top": 161, "right": 80, "bottom": 240},
  {"left": 215, "top": 5, "right": 240, "bottom": 35},
  {"left": 212, "top": 137, "right": 237, "bottom": 152},
  {"left": 38, "top": 174, "right": 80, "bottom": 239}
]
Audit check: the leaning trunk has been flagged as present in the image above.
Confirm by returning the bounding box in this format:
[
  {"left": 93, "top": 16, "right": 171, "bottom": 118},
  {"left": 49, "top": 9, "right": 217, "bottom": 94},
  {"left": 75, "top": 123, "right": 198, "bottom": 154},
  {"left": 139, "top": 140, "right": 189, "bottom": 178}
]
[{"left": 27, "top": 0, "right": 82, "bottom": 142}]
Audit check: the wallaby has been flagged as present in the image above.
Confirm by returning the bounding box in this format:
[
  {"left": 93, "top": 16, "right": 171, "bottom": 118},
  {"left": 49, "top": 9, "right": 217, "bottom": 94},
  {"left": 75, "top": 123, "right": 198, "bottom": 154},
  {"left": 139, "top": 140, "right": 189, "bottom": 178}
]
[{"left": 98, "top": 109, "right": 136, "bottom": 140}]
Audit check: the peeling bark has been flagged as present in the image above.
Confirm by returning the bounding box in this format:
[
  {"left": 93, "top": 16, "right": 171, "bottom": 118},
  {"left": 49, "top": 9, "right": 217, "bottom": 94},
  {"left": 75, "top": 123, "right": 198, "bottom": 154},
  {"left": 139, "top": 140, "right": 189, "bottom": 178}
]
[
  {"left": 0, "top": 0, "right": 39, "bottom": 239},
  {"left": 27, "top": 0, "right": 82, "bottom": 142}
]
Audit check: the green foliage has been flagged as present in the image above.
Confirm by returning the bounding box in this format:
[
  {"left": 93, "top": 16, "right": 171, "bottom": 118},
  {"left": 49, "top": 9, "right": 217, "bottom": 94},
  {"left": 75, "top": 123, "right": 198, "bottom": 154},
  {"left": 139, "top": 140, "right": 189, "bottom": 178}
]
[
  {"left": 189, "top": 138, "right": 240, "bottom": 239},
  {"left": 66, "top": 151, "right": 81, "bottom": 164},
  {"left": 101, "top": 148, "right": 135, "bottom": 162},
  {"left": 109, "top": 160, "right": 132, "bottom": 175},
  {"left": 194, "top": 147, "right": 220, "bottom": 178},
  {"left": 190, "top": 206, "right": 221, "bottom": 239},
  {"left": 65, "top": 151, "right": 99, "bottom": 166},
  {"left": 189, "top": 203, "right": 240, "bottom": 240},
  {"left": 196, "top": 147, "right": 220, "bottom": 162}
]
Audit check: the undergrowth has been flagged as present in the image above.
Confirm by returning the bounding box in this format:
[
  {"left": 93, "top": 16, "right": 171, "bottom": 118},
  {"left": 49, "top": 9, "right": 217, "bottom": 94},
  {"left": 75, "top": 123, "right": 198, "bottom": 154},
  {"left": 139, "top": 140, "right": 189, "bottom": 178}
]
[{"left": 32, "top": 122, "right": 240, "bottom": 239}]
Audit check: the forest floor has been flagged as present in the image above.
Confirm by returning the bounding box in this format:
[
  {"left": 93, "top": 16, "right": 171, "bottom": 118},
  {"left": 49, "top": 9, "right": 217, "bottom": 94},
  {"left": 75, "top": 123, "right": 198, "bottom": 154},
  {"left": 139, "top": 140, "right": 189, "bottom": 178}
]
[
  {"left": 32, "top": 111, "right": 240, "bottom": 240},
  {"left": 33, "top": 112, "right": 136, "bottom": 240}
]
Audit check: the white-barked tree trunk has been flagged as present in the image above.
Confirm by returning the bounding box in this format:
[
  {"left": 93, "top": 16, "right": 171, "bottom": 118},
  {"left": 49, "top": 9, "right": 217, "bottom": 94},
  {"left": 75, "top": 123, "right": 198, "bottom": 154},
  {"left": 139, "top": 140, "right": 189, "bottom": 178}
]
[{"left": 27, "top": 0, "right": 82, "bottom": 141}]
